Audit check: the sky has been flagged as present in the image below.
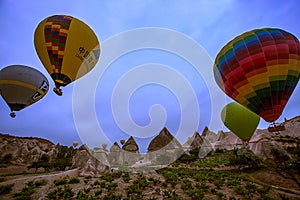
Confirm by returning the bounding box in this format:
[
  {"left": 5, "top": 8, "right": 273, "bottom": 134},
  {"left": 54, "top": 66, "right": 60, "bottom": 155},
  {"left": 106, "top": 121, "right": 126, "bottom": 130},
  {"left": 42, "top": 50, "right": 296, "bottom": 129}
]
[{"left": 0, "top": 0, "right": 299, "bottom": 153}]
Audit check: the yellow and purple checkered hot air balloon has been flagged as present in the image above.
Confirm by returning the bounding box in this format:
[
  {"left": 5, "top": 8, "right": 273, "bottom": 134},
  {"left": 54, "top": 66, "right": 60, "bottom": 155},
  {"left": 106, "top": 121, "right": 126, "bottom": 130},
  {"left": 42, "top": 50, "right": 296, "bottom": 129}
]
[
  {"left": 34, "top": 15, "right": 100, "bottom": 96},
  {"left": 214, "top": 28, "right": 300, "bottom": 123}
]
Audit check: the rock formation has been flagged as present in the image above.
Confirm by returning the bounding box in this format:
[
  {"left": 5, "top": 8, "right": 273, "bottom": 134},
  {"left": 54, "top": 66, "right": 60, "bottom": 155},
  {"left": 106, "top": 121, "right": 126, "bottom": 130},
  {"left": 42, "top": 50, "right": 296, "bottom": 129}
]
[
  {"left": 146, "top": 127, "right": 183, "bottom": 165},
  {"left": 0, "top": 134, "right": 56, "bottom": 164},
  {"left": 214, "top": 117, "right": 300, "bottom": 159},
  {"left": 182, "top": 131, "right": 203, "bottom": 151},
  {"left": 122, "top": 136, "right": 139, "bottom": 153},
  {"left": 72, "top": 145, "right": 110, "bottom": 177},
  {"left": 107, "top": 142, "right": 122, "bottom": 164}
]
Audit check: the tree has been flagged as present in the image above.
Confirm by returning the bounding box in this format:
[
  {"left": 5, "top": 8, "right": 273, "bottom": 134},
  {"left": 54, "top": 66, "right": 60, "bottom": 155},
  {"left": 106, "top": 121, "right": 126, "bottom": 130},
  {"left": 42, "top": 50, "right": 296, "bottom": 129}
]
[
  {"left": 27, "top": 154, "right": 50, "bottom": 173},
  {"left": 52, "top": 145, "right": 76, "bottom": 171},
  {"left": 229, "top": 147, "right": 261, "bottom": 172},
  {"left": 270, "top": 146, "right": 300, "bottom": 187},
  {"left": 1, "top": 153, "right": 13, "bottom": 166}
]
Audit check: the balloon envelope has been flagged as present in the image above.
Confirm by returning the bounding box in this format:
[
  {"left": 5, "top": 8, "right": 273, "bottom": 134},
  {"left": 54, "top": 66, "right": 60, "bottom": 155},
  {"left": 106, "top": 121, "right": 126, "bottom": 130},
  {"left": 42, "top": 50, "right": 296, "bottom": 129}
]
[
  {"left": 214, "top": 28, "right": 300, "bottom": 122},
  {"left": 221, "top": 102, "right": 260, "bottom": 141},
  {"left": 0, "top": 65, "right": 49, "bottom": 116},
  {"left": 34, "top": 15, "right": 100, "bottom": 95},
  {"left": 72, "top": 141, "right": 79, "bottom": 147}
]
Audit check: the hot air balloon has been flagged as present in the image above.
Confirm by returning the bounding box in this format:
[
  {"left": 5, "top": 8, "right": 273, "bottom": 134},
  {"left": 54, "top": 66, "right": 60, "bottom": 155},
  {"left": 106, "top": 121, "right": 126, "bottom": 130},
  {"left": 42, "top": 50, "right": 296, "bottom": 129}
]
[
  {"left": 120, "top": 139, "right": 125, "bottom": 145},
  {"left": 34, "top": 15, "right": 100, "bottom": 96},
  {"left": 221, "top": 102, "right": 260, "bottom": 142},
  {"left": 72, "top": 141, "right": 79, "bottom": 148},
  {"left": 0, "top": 65, "right": 49, "bottom": 117},
  {"left": 214, "top": 28, "right": 300, "bottom": 126}
]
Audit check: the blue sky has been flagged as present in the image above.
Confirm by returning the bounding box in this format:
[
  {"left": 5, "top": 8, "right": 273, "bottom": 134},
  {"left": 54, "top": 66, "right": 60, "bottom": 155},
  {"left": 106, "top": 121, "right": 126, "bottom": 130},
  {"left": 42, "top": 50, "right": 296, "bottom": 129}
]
[{"left": 0, "top": 0, "right": 299, "bottom": 152}]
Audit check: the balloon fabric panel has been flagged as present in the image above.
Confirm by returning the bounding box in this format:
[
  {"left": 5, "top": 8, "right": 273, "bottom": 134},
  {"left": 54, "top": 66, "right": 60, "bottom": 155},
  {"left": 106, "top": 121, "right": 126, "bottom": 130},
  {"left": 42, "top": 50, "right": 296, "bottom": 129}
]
[
  {"left": 44, "top": 15, "right": 72, "bottom": 75},
  {"left": 214, "top": 28, "right": 300, "bottom": 122}
]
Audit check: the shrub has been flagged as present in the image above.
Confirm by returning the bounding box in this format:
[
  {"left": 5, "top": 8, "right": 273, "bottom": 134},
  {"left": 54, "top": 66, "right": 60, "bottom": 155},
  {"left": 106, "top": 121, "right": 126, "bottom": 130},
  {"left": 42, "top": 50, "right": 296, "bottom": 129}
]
[
  {"left": 122, "top": 172, "right": 131, "bottom": 183},
  {"left": 181, "top": 178, "right": 192, "bottom": 191},
  {"left": 68, "top": 177, "right": 80, "bottom": 184},
  {"left": 54, "top": 177, "right": 68, "bottom": 186},
  {"left": 1, "top": 153, "right": 12, "bottom": 165},
  {"left": 94, "top": 189, "right": 102, "bottom": 196},
  {"left": 0, "top": 183, "right": 14, "bottom": 194},
  {"left": 100, "top": 173, "right": 114, "bottom": 182},
  {"left": 163, "top": 171, "right": 178, "bottom": 187},
  {"left": 187, "top": 188, "right": 205, "bottom": 200},
  {"left": 106, "top": 182, "right": 118, "bottom": 191},
  {"left": 76, "top": 190, "right": 97, "bottom": 200},
  {"left": 84, "top": 187, "right": 91, "bottom": 193},
  {"left": 34, "top": 179, "right": 48, "bottom": 187},
  {"left": 13, "top": 186, "right": 35, "bottom": 200},
  {"left": 46, "top": 185, "right": 74, "bottom": 199},
  {"left": 103, "top": 191, "right": 122, "bottom": 200},
  {"left": 226, "top": 179, "right": 241, "bottom": 187},
  {"left": 233, "top": 185, "right": 247, "bottom": 196}
]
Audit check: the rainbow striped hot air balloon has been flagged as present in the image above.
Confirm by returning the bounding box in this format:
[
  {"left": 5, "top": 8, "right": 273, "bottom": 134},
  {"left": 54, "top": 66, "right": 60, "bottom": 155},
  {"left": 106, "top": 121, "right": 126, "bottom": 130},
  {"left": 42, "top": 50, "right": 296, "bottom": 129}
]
[{"left": 214, "top": 28, "right": 300, "bottom": 123}]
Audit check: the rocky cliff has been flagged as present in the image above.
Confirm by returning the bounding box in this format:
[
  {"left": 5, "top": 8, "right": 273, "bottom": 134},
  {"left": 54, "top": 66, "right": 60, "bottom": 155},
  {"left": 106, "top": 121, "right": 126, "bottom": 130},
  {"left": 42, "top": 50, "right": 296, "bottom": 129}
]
[{"left": 0, "top": 133, "right": 57, "bottom": 164}]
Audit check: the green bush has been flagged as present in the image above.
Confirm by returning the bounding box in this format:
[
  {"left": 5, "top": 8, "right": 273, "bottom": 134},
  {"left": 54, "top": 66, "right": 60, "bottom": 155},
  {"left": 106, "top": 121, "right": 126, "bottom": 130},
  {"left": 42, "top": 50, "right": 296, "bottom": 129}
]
[
  {"left": 226, "top": 179, "right": 241, "bottom": 187},
  {"left": 46, "top": 185, "right": 74, "bottom": 199},
  {"left": 94, "top": 189, "right": 102, "bottom": 196},
  {"left": 103, "top": 191, "right": 122, "bottom": 200},
  {"left": 54, "top": 177, "right": 68, "bottom": 186},
  {"left": 187, "top": 187, "right": 205, "bottom": 200},
  {"left": 13, "top": 186, "right": 35, "bottom": 200},
  {"left": 181, "top": 178, "right": 192, "bottom": 191},
  {"left": 148, "top": 176, "right": 161, "bottom": 185},
  {"left": 125, "top": 184, "right": 143, "bottom": 198},
  {"left": 106, "top": 182, "right": 118, "bottom": 191},
  {"left": 163, "top": 171, "right": 178, "bottom": 187},
  {"left": 233, "top": 185, "right": 247, "bottom": 196},
  {"left": 35, "top": 179, "right": 48, "bottom": 187},
  {"left": 100, "top": 173, "right": 114, "bottom": 182},
  {"left": 68, "top": 177, "right": 80, "bottom": 184},
  {"left": 0, "top": 183, "right": 14, "bottom": 194},
  {"left": 76, "top": 190, "right": 97, "bottom": 200},
  {"left": 122, "top": 172, "right": 131, "bottom": 183}
]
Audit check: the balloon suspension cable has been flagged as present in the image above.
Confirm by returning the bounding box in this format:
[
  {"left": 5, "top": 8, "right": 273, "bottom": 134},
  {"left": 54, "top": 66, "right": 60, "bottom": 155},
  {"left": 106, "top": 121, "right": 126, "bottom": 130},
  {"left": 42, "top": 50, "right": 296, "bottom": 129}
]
[
  {"left": 53, "top": 85, "right": 63, "bottom": 96},
  {"left": 10, "top": 111, "right": 16, "bottom": 118}
]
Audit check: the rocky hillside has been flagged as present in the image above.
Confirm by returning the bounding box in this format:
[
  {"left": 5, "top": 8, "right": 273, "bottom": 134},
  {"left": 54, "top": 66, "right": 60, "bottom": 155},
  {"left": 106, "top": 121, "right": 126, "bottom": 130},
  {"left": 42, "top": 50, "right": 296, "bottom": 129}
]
[
  {"left": 0, "top": 134, "right": 57, "bottom": 164},
  {"left": 214, "top": 116, "right": 300, "bottom": 159}
]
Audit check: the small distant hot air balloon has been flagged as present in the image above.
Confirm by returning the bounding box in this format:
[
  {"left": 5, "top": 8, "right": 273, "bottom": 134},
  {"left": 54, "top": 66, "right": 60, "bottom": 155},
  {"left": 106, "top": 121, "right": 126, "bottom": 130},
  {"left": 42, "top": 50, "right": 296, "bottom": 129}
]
[
  {"left": 120, "top": 139, "right": 125, "bottom": 145},
  {"left": 0, "top": 65, "right": 49, "bottom": 117},
  {"left": 34, "top": 15, "right": 100, "bottom": 96},
  {"left": 214, "top": 28, "right": 300, "bottom": 125},
  {"left": 221, "top": 102, "right": 260, "bottom": 142},
  {"left": 72, "top": 141, "right": 79, "bottom": 148}
]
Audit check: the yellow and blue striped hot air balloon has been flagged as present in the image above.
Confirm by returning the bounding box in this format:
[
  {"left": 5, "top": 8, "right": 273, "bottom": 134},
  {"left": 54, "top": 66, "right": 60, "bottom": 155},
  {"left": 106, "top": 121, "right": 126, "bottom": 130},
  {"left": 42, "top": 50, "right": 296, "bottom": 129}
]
[
  {"left": 0, "top": 65, "right": 49, "bottom": 117},
  {"left": 34, "top": 15, "right": 100, "bottom": 96},
  {"left": 214, "top": 28, "right": 300, "bottom": 123}
]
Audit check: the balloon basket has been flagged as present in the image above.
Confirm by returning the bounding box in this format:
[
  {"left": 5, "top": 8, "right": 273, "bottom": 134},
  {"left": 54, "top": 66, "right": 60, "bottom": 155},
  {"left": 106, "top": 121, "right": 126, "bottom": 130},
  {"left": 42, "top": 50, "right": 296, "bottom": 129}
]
[
  {"left": 10, "top": 112, "right": 16, "bottom": 118},
  {"left": 267, "top": 123, "right": 285, "bottom": 133},
  {"left": 53, "top": 88, "right": 63, "bottom": 96}
]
